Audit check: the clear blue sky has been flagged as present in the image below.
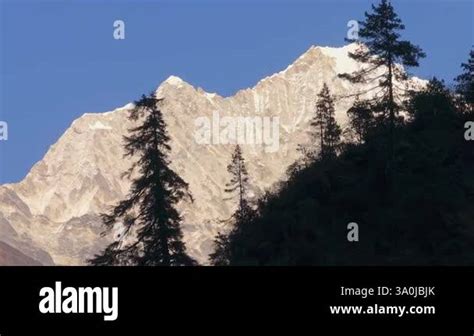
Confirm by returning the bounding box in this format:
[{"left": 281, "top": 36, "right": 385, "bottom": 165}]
[{"left": 0, "top": 0, "right": 472, "bottom": 183}]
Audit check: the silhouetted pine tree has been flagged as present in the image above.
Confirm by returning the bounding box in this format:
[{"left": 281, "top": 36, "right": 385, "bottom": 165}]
[
  {"left": 210, "top": 145, "right": 252, "bottom": 265},
  {"left": 225, "top": 145, "right": 250, "bottom": 216},
  {"left": 455, "top": 49, "right": 473, "bottom": 112},
  {"left": 89, "top": 93, "right": 196, "bottom": 266},
  {"left": 340, "top": 0, "right": 425, "bottom": 159},
  {"left": 407, "top": 77, "right": 457, "bottom": 124},
  {"left": 324, "top": 107, "right": 342, "bottom": 158},
  {"left": 311, "top": 84, "right": 341, "bottom": 158},
  {"left": 346, "top": 98, "right": 375, "bottom": 144}
]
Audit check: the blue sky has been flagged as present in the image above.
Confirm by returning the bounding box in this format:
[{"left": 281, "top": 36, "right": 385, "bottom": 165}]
[{"left": 0, "top": 0, "right": 472, "bottom": 183}]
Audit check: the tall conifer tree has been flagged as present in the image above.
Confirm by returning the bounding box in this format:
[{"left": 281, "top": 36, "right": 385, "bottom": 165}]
[
  {"left": 224, "top": 145, "right": 250, "bottom": 219},
  {"left": 340, "top": 0, "right": 425, "bottom": 159},
  {"left": 346, "top": 98, "right": 375, "bottom": 144},
  {"left": 210, "top": 145, "right": 251, "bottom": 265},
  {"left": 455, "top": 49, "right": 474, "bottom": 112},
  {"left": 89, "top": 93, "right": 196, "bottom": 266},
  {"left": 311, "top": 84, "right": 342, "bottom": 159}
]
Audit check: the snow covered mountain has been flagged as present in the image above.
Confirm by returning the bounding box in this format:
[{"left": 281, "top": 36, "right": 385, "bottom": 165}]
[{"left": 0, "top": 44, "right": 426, "bottom": 265}]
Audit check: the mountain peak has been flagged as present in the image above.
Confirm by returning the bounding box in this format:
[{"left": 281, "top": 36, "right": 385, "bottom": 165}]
[
  {"left": 298, "top": 43, "right": 358, "bottom": 59},
  {"left": 315, "top": 43, "right": 360, "bottom": 75},
  {"left": 164, "top": 75, "right": 185, "bottom": 86},
  {"left": 157, "top": 75, "right": 192, "bottom": 97}
]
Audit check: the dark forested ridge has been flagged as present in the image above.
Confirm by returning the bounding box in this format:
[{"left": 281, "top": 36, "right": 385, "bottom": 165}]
[
  {"left": 210, "top": 0, "right": 474, "bottom": 266},
  {"left": 217, "top": 78, "right": 474, "bottom": 265}
]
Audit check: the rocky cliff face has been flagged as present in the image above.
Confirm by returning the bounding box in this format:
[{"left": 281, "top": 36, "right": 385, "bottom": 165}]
[
  {"left": 0, "top": 44, "right": 425, "bottom": 265},
  {"left": 0, "top": 240, "right": 44, "bottom": 266}
]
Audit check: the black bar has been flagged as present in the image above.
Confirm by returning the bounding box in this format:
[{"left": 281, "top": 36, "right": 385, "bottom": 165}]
[{"left": 0, "top": 267, "right": 472, "bottom": 334}]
